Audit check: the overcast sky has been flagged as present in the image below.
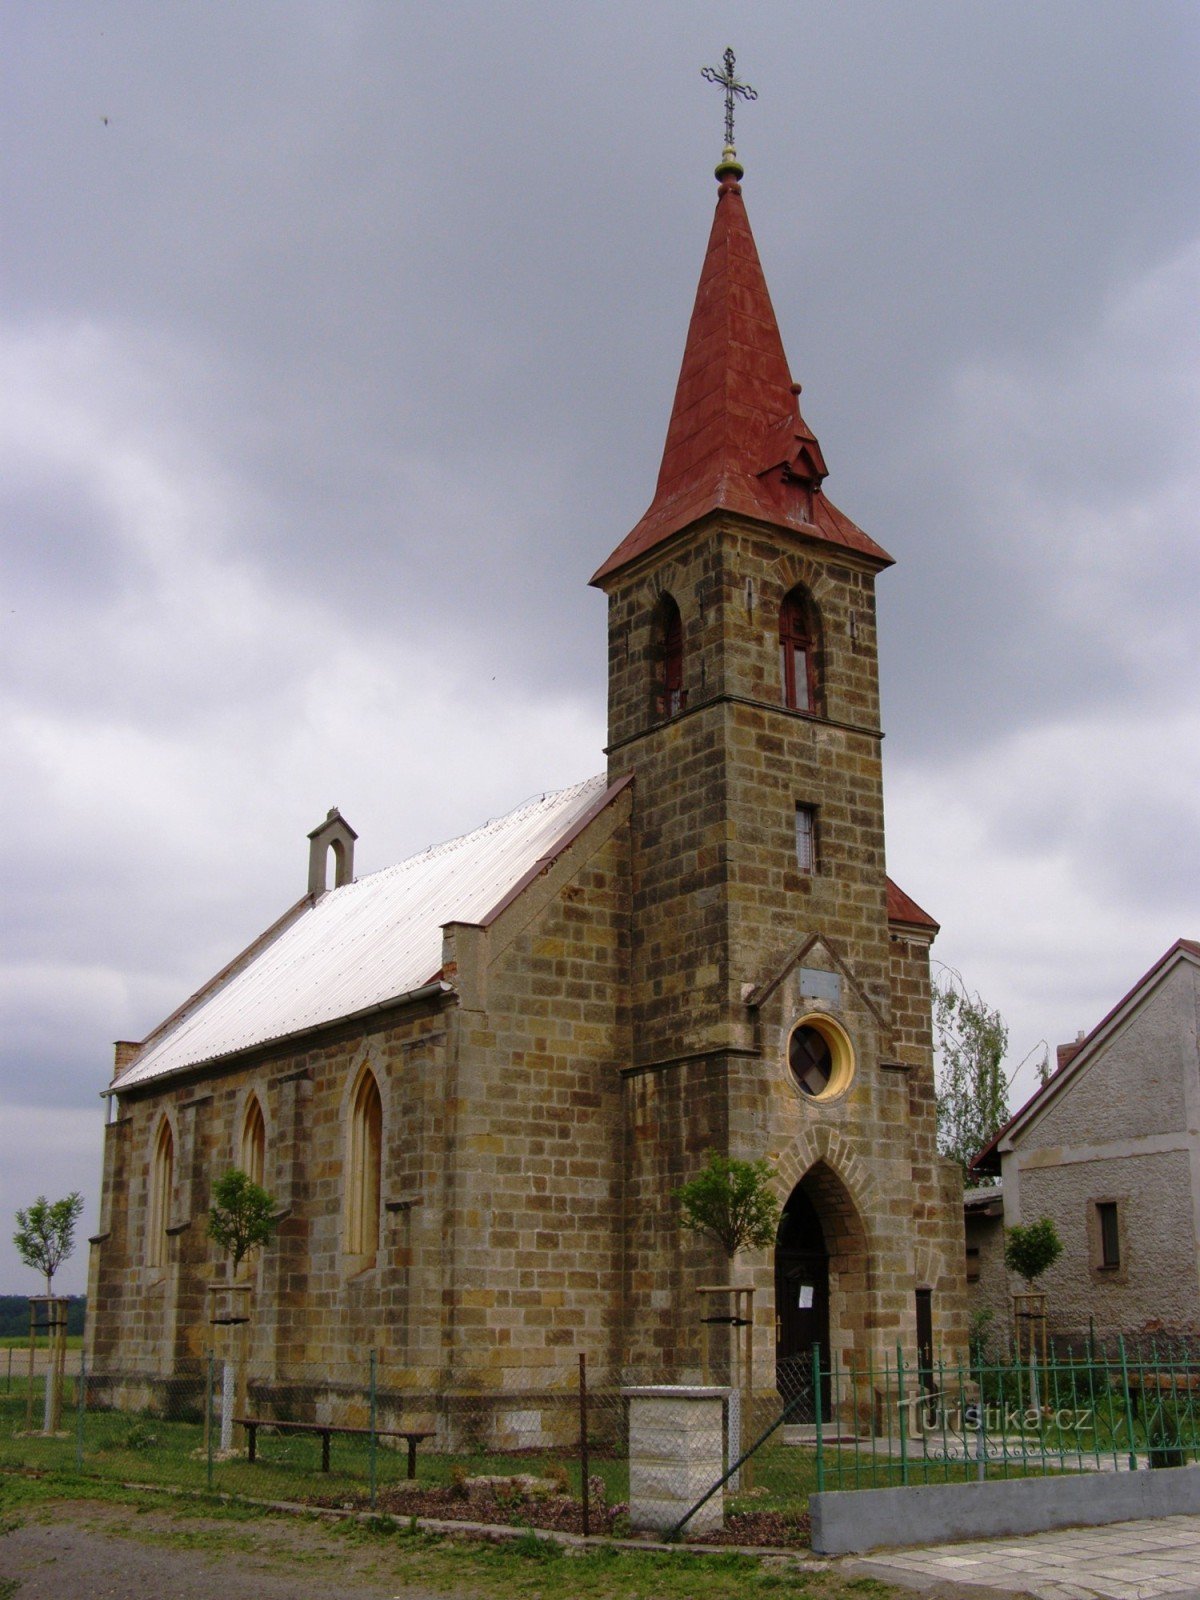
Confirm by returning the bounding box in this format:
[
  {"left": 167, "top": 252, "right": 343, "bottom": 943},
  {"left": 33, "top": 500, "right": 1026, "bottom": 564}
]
[{"left": 3, "top": 1, "right": 1198, "bottom": 1294}]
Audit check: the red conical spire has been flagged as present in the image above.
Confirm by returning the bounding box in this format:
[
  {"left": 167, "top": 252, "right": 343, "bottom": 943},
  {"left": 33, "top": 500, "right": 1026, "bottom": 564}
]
[{"left": 592, "top": 164, "right": 891, "bottom": 584}]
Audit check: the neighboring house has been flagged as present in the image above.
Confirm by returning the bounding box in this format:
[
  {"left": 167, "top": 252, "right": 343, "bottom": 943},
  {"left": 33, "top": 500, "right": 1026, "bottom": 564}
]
[
  {"left": 963, "top": 1183, "right": 1008, "bottom": 1342},
  {"left": 86, "top": 140, "right": 967, "bottom": 1428},
  {"left": 973, "top": 940, "right": 1200, "bottom": 1343}
]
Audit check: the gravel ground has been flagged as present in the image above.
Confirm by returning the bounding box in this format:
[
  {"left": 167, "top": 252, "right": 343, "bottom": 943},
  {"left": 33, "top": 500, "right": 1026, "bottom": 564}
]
[{"left": 0, "top": 1500, "right": 430, "bottom": 1600}]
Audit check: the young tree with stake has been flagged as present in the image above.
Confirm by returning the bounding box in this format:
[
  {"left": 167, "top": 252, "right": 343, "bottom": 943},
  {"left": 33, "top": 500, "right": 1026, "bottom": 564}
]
[
  {"left": 207, "top": 1169, "right": 278, "bottom": 1273},
  {"left": 676, "top": 1151, "right": 779, "bottom": 1473},
  {"left": 13, "top": 1192, "right": 83, "bottom": 1434},
  {"left": 675, "top": 1153, "right": 780, "bottom": 1261},
  {"left": 207, "top": 1170, "right": 279, "bottom": 1455},
  {"left": 13, "top": 1193, "right": 83, "bottom": 1295}
]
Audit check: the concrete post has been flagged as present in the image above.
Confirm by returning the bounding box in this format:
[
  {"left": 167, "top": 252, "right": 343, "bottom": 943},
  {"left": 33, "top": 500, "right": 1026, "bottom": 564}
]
[{"left": 623, "top": 1385, "right": 729, "bottom": 1534}]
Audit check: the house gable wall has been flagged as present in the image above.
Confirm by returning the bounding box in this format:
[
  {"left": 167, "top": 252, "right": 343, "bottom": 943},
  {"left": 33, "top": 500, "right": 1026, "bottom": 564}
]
[
  {"left": 995, "top": 960, "right": 1200, "bottom": 1341},
  {"left": 1021, "top": 963, "right": 1197, "bottom": 1150}
]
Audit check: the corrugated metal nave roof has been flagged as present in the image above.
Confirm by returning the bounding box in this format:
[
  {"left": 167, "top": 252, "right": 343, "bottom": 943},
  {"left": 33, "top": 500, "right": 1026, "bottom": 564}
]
[{"left": 117, "top": 773, "right": 610, "bottom": 1090}]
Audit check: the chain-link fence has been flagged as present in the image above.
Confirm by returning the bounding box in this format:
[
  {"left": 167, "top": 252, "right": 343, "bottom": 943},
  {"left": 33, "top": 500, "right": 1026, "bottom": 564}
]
[
  {"left": 0, "top": 1351, "right": 645, "bottom": 1535},
  {"left": 7, "top": 1336, "right": 1196, "bottom": 1545}
]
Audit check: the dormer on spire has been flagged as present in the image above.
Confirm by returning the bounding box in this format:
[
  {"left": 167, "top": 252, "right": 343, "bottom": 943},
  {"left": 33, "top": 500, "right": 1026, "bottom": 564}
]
[{"left": 591, "top": 137, "right": 891, "bottom": 586}]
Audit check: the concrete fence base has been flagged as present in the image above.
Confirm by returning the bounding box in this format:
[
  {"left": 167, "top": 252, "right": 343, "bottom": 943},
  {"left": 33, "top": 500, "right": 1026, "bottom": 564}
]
[{"left": 810, "top": 1464, "right": 1200, "bottom": 1555}]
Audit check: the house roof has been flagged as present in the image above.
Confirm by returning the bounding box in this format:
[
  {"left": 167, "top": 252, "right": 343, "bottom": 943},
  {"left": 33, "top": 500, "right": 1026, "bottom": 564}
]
[
  {"left": 972, "top": 938, "right": 1200, "bottom": 1175},
  {"left": 886, "top": 878, "right": 939, "bottom": 932},
  {"left": 963, "top": 1181, "right": 1003, "bottom": 1215},
  {"left": 591, "top": 163, "right": 892, "bottom": 586},
  {"left": 114, "top": 774, "right": 621, "bottom": 1091}
]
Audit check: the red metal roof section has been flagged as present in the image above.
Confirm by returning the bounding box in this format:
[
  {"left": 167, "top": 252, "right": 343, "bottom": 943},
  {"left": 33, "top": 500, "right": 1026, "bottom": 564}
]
[
  {"left": 886, "top": 877, "right": 939, "bottom": 931},
  {"left": 591, "top": 171, "right": 892, "bottom": 585}
]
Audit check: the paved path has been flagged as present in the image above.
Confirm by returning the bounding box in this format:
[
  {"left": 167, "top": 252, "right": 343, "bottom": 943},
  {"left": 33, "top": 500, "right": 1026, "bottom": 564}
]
[{"left": 853, "top": 1512, "right": 1200, "bottom": 1599}]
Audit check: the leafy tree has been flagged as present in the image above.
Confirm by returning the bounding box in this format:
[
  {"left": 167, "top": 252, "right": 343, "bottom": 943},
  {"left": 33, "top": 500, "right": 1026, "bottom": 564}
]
[
  {"left": 933, "top": 976, "right": 1009, "bottom": 1186},
  {"left": 207, "top": 1169, "right": 279, "bottom": 1272},
  {"left": 1004, "top": 1216, "right": 1063, "bottom": 1287},
  {"left": 13, "top": 1193, "right": 83, "bottom": 1295},
  {"left": 675, "top": 1153, "right": 779, "bottom": 1261}
]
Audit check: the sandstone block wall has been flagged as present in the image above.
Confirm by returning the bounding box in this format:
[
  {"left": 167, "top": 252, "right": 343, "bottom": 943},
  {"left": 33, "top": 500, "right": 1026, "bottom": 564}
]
[
  {"left": 599, "top": 511, "right": 966, "bottom": 1382},
  {"left": 443, "top": 797, "right": 631, "bottom": 1392},
  {"left": 88, "top": 794, "right": 633, "bottom": 1404},
  {"left": 87, "top": 997, "right": 451, "bottom": 1388},
  {"left": 603, "top": 518, "right": 890, "bottom": 1067}
]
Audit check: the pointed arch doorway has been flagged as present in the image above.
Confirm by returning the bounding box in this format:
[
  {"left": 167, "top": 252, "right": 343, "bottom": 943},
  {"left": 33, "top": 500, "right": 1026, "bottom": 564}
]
[{"left": 774, "top": 1182, "right": 830, "bottom": 1419}]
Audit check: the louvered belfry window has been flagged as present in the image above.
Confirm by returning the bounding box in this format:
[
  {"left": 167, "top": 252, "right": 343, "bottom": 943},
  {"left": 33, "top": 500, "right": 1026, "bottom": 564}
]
[
  {"left": 780, "top": 588, "right": 819, "bottom": 713},
  {"left": 653, "top": 594, "right": 685, "bottom": 719}
]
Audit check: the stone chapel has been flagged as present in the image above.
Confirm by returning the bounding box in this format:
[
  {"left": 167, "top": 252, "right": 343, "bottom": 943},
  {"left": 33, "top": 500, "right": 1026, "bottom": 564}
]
[{"left": 86, "top": 137, "right": 967, "bottom": 1426}]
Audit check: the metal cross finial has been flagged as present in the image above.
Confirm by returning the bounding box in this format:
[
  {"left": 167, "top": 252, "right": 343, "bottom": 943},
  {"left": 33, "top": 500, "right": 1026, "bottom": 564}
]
[{"left": 702, "top": 47, "right": 757, "bottom": 150}]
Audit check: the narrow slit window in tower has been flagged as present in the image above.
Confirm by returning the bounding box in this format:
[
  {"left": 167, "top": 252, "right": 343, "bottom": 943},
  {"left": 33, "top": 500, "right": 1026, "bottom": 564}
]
[{"left": 795, "top": 804, "right": 816, "bottom": 873}]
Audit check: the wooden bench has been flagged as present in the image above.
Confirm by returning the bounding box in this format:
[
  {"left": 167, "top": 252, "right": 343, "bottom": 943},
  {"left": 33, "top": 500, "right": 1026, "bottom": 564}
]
[{"left": 235, "top": 1417, "right": 434, "bottom": 1477}]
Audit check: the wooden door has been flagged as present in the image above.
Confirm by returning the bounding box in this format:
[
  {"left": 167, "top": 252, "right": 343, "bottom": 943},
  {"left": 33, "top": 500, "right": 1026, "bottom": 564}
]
[{"left": 775, "top": 1185, "right": 831, "bottom": 1419}]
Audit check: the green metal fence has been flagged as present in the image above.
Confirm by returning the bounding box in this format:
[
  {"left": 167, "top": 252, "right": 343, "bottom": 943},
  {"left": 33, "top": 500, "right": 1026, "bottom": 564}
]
[
  {"left": 810, "top": 1337, "right": 1200, "bottom": 1491},
  {"left": 665, "top": 1337, "right": 1200, "bottom": 1538}
]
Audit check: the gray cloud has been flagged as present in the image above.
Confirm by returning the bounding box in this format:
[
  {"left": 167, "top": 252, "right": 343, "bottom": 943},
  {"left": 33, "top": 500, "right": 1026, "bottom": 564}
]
[{"left": 3, "top": 0, "right": 1198, "bottom": 1290}]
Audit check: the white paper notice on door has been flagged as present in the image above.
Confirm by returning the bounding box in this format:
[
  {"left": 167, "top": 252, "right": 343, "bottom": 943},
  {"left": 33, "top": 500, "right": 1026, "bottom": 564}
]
[{"left": 797, "top": 1285, "right": 814, "bottom": 1309}]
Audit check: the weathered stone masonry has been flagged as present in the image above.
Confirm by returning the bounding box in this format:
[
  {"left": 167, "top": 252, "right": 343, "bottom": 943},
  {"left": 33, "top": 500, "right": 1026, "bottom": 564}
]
[{"left": 87, "top": 149, "right": 968, "bottom": 1424}]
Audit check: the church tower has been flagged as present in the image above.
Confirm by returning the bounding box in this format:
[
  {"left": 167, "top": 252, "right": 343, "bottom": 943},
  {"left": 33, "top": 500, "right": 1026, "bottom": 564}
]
[{"left": 592, "top": 139, "right": 966, "bottom": 1393}]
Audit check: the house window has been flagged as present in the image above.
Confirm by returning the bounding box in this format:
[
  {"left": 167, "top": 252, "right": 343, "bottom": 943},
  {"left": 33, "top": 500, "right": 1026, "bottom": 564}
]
[
  {"left": 240, "top": 1095, "right": 266, "bottom": 1189},
  {"left": 780, "top": 587, "right": 820, "bottom": 713},
  {"left": 652, "top": 594, "right": 685, "bottom": 719},
  {"left": 346, "top": 1070, "right": 382, "bottom": 1260},
  {"left": 795, "top": 805, "right": 816, "bottom": 873},
  {"left": 147, "top": 1119, "right": 173, "bottom": 1270},
  {"left": 1097, "top": 1201, "right": 1120, "bottom": 1269}
]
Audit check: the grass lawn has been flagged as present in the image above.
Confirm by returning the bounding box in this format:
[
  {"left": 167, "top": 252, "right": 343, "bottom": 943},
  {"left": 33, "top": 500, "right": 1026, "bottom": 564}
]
[
  {"left": 1, "top": 1371, "right": 1141, "bottom": 1562},
  {"left": 0, "top": 1337, "right": 83, "bottom": 1350},
  {"left": 0, "top": 1381, "right": 632, "bottom": 1507},
  {"left": 0, "top": 1470, "right": 906, "bottom": 1600}
]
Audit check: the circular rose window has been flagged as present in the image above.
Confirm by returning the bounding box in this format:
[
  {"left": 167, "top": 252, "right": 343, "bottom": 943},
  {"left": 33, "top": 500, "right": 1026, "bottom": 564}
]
[{"left": 787, "top": 1015, "right": 854, "bottom": 1100}]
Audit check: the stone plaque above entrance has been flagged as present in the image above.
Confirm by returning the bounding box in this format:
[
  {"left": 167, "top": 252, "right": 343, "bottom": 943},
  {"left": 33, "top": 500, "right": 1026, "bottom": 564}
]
[{"left": 799, "top": 967, "right": 841, "bottom": 1006}]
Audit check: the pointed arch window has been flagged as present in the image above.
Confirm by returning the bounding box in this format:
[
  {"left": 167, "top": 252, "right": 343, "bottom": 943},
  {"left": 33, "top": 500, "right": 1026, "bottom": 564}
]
[
  {"left": 345, "top": 1070, "right": 382, "bottom": 1261},
  {"left": 652, "top": 594, "right": 685, "bottom": 719},
  {"left": 147, "top": 1119, "right": 174, "bottom": 1270},
  {"left": 240, "top": 1095, "right": 266, "bottom": 1189},
  {"left": 780, "top": 588, "right": 821, "bottom": 713}
]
